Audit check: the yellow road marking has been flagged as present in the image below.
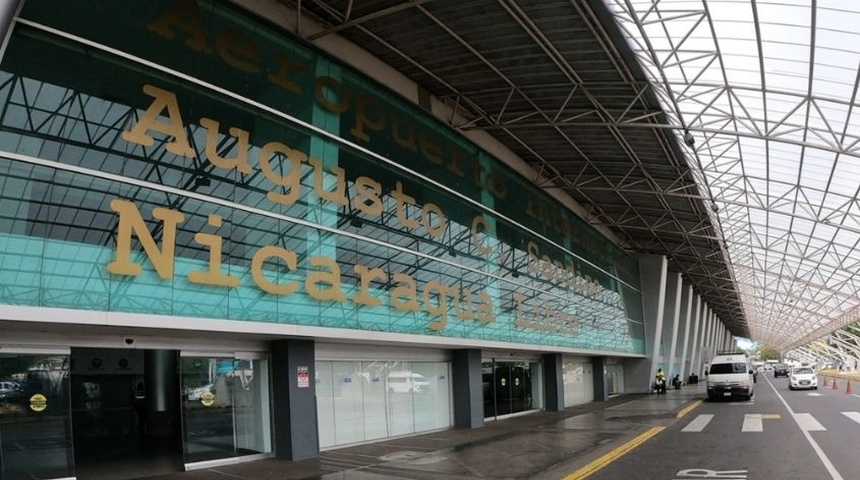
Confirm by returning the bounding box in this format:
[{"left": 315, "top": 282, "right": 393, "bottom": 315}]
[
  {"left": 561, "top": 426, "right": 665, "bottom": 480},
  {"left": 761, "top": 414, "right": 781, "bottom": 420},
  {"left": 676, "top": 399, "right": 704, "bottom": 418}
]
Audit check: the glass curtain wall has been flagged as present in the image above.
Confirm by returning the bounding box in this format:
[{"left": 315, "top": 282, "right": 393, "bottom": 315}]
[
  {"left": 180, "top": 356, "right": 270, "bottom": 465},
  {"left": 316, "top": 360, "right": 451, "bottom": 449},
  {"left": 0, "top": 353, "right": 73, "bottom": 480}
]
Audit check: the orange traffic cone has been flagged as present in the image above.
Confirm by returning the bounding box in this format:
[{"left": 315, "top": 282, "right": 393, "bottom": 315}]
[
  {"left": 847, "top": 381, "right": 853, "bottom": 395},
  {"left": 832, "top": 378, "right": 839, "bottom": 389}
]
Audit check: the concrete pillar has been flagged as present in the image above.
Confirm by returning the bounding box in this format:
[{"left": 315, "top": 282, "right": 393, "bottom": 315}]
[
  {"left": 702, "top": 306, "right": 714, "bottom": 374},
  {"left": 678, "top": 284, "right": 694, "bottom": 380},
  {"left": 666, "top": 272, "right": 683, "bottom": 381},
  {"left": 543, "top": 353, "right": 564, "bottom": 411},
  {"left": 452, "top": 349, "right": 484, "bottom": 429},
  {"left": 592, "top": 357, "right": 608, "bottom": 401},
  {"left": 696, "top": 306, "right": 706, "bottom": 375},
  {"left": 714, "top": 320, "right": 723, "bottom": 355},
  {"left": 629, "top": 254, "right": 668, "bottom": 393},
  {"left": 688, "top": 294, "right": 703, "bottom": 380},
  {"left": 716, "top": 320, "right": 723, "bottom": 351},
  {"left": 707, "top": 314, "right": 717, "bottom": 358},
  {"left": 271, "top": 339, "right": 318, "bottom": 460},
  {"left": 717, "top": 327, "right": 724, "bottom": 351}
]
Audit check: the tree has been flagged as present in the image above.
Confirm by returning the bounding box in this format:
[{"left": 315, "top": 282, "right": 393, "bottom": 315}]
[{"left": 758, "top": 345, "right": 781, "bottom": 361}]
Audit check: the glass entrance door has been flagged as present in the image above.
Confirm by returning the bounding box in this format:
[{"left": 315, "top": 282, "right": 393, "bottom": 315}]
[
  {"left": 0, "top": 352, "right": 73, "bottom": 480},
  {"left": 482, "top": 360, "right": 538, "bottom": 419},
  {"left": 70, "top": 348, "right": 182, "bottom": 480},
  {"left": 180, "top": 355, "right": 270, "bottom": 466}
]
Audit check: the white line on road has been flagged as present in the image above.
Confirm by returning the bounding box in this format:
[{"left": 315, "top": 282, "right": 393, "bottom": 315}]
[
  {"left": 808, "top": 393, "right": 823, "bottom": 396},
  {"left": 682, "top": 414, "right": 714, "bottom": 432},
  {"left": 794, "top": 413, "right": 826, "bottom": 431},
  {"left": 841, "top": 412, "right": 860, "bottom": 425},
  {"left": 742, "top": 413, "right": 763, "bottom": 432},
  {"left": 765, "top": 374, "right": 844, "bottom": 480}
]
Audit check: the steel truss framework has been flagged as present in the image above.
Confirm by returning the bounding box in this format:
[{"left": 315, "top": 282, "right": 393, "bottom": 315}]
[
  {"left": 791, "top": 324, "right": 860, "bottom": 367},
  {"left": 603, "top": 0, "right": 860, "bottom": 350},
  {"left": 269, "top": 0, "right": 860, "bottom": 349},
  {"left": 287, "top": 0, "right": 748, "bottom": 338}
]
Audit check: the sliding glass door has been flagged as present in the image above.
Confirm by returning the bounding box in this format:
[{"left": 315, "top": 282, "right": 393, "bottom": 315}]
[
  {"left": 0, "top": 352, "right": 73, "bottom": 480},
  {"left": 180, "top": 354, "right": 270, "bottom": 465},
  {"left": 482, "top": 360, "right": 541, "bottom": 419}
]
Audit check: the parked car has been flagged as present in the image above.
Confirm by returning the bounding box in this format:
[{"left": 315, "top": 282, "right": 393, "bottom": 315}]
[
  {"left": 386, "top": 371, "right": 429, "bottom": 394},
  {"left": 185, "top": 383, "right": 214, "bottom": 401},
  {"left": 773, "top": 364, "right": 790, "bottom": 377},
  {"left": 788, "top": 366, "right": 818, "bottom": 390},
  {"left": 0, "top": 380, "right": 23, "bottom": 401}
]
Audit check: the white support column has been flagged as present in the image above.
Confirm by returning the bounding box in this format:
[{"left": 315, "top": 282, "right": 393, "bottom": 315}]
[
  {"left": 666, "top": 272, "right": 683, "bottom": 380},
  {"left": 640, "top": 255, "right": 668, "bottom": 386},
  {"left": 715, "top": 324, "right": 723, "bottom": 353},
  {"left": 678, "top": 284, "right": 694, "bottom": 380},
  {"left": 698, "top": 306, "right": 710, "bottom": 376},
  {"left": 688, "top": 294, "right": 703, "bottom": 379},
  {"left": 711, "top": 313, "right": 723, "bottom": 358},
  {"left": 705, "top": 312, "right": 716, "bottom": 368}
]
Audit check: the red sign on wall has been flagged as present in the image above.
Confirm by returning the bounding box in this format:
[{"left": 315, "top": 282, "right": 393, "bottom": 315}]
[{"left": 297, "top": 366, "right": 309, "bottom": 388}]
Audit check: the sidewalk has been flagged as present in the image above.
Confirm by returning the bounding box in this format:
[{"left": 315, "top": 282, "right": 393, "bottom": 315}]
[{"left": 151, "top": 384, "right": 706, "bottom": 480}]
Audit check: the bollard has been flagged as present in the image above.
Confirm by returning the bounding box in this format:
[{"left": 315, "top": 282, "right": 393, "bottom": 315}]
[{"left": 847, "top": 380, "right": 853, "bottom": 395}]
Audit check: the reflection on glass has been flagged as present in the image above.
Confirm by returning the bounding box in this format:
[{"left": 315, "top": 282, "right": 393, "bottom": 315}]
[
  {"left": 605, "top": 364, "right": 624, "bottom": 395},
  {"left": 181, "top": 357, "right": 271, "bottom": 464},
  {"left": 316, "top": 360, "right": 451, "bottom": 449},
  {"left": 0, "top": 354, "right": 73, "bottom": 480},
  {"left": 562, "top": 361, "right": 594, "bottom": 406}
]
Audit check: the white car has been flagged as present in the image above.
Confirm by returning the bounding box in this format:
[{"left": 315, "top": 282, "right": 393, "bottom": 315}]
[
  {"left": 788, "top": 367, "right": 818, "bottom": 390},
  {"left": 186, "top": 384, "right": 214, "bottom": 400},
  {"left": 386, "top": 372, "right": 430, "bottom": 394}
]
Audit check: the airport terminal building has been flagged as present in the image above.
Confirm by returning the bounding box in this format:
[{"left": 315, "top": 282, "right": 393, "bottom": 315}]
[{"left": 0, "top": 1, "right": 734, "bottom": 479}]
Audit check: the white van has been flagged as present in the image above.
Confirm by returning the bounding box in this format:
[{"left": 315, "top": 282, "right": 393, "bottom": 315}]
[
  {"left": 386, "top": 371, "right": 430, "bottom": 394},
  {"left": 705, "top": 352, "right": 755, "bottom": 401}
]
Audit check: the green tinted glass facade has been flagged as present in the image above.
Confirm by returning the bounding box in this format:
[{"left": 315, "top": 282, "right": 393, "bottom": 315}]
[{"left": 0, "top": 0, "right": 644, "bottom": 353}]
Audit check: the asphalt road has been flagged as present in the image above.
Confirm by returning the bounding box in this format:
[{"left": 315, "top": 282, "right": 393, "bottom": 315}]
[{"left": 585, "top": 371, "right": 860, "bottom": 480}]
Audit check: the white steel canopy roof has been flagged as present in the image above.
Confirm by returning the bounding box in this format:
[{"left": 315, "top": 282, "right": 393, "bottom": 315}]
[
  {"left": 277, "top": 0, "right": 860, "bottom": 349},
  {"left": 606, "top": 0, "right": 860, "bottom": 350}
]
